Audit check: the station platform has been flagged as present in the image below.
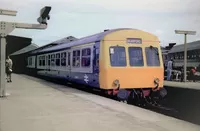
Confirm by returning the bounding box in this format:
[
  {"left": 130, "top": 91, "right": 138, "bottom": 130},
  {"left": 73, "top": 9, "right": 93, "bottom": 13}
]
[
  {"left": 0, "top": 74, "right": 200, "bottom": 131},
  {"left": 164, "top": 81, "right": 200, "bottom": 90}
]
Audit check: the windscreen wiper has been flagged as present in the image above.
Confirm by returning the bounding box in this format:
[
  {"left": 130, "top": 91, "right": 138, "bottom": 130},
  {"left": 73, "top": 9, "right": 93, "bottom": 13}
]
[{"left": 150, "top": 45, "right": 159, "bottom": 55}]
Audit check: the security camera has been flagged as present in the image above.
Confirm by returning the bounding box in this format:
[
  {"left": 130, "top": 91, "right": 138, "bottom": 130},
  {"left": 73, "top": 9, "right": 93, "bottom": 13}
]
[{"left": 37, "top": 6, "right": 51, "bottom": 25}]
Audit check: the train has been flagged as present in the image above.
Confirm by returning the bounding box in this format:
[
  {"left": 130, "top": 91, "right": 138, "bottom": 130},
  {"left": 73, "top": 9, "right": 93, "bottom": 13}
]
[
  {"left": 26, "top": 28, "right": 167, "bottom": 105},
  {"left": 167, "top": 40, "right": 200, "bottom": 71}
]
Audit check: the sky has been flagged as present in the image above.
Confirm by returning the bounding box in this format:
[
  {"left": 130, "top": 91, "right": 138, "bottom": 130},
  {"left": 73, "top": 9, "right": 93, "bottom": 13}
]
[{"left": 1, "top": 0, "right": 200, "bottom": 47}]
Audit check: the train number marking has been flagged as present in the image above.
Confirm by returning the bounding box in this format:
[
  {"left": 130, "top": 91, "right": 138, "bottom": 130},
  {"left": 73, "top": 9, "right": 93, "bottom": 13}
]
[{"left": 84, "top": 74, "right": 89, "bottom": 83}]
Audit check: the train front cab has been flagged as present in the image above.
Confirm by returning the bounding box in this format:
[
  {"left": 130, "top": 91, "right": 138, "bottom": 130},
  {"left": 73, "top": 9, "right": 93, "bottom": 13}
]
[{"left": 99, "top": 29, "right": 167, "bottom": 104}]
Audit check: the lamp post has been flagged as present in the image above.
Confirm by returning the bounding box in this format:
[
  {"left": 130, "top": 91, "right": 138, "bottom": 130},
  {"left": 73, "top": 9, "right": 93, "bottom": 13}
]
[
  {"left": 175, "top": 30, "right": 196, "bottom": 82},
  {"left": 0, "top": 6, "right": 51, "bottom": 97}
]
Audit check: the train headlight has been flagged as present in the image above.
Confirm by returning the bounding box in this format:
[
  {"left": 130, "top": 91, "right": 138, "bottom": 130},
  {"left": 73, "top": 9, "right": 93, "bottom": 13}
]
[
  {"left": 113, "top": 79, "right": 120, "bottom": 87},
  {"left": 154, "top": 78, "right": 160, "bottom": 84}
]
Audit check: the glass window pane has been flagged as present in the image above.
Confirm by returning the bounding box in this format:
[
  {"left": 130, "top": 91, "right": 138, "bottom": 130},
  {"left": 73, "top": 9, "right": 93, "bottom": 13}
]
[
  {"left": 72, "top": 58, "right": 76, "bottom": 67},
  {"left": 82, "top": 49, "right": 87, "bottom": 56},
  {"left": 145, "top": 47, "right": 160, "bottom": 66},
  {"left": 128, "top": 47, "right": 144, "bottom": 66},
  {"left": 81, "top": 57, "right": 90, "bottom": 67},
  {"left": 73, "top": 51, "right": 76, "bottom": 56},
  {"left": 87, "top": 48, "right": 91, "bottom": 55},
  {"left": 109, "top": 46, "right": 126, "bottom": 66},
  {"left": 61, "top": 58, "right": 66, "bottom": 66},
  {"left": 77, "top": 50, "right": 80, "bottom": 56},
  {"left": 56, "top": 59, "right": 60, "bottom": 66},
  {"left": 61, "top": 52, "right": 66, "bottom": 58}
]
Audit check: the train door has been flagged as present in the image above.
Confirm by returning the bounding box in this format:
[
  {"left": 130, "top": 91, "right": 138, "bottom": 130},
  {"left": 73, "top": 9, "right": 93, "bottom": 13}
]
[
  {"left": 50, "top": 53, "right": 55, "bottom": 75},
  {"left": 45, "top": 55, "right": 48, "bottom": 72},
  {"left": 93, "top": 46, "right": 99, "bottom": 74},
  {"left": 47, "top": 54, "right": 51, "bottom": 72},
  {"left": 35, "top": 55, "right": 37, "bottom": 74},
  {"left": 66, "top": 51, "right": 71, "bottom": 80}
]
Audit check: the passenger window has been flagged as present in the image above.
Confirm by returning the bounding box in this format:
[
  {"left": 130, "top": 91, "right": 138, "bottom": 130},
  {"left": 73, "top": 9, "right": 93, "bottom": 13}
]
[
  {"left": 128, "top": 47, "right": 144, "bottom": 66},
  {"left": 29, "top": 57, "right": 32, "bottom": 66},
  {"left": 42, "top": 56, "right": 45, "bottom": 66},
  {"left": 145, "top": 47, "right": 160, "bottom": 66},
  {"left": 109, "top": 46, "right": 126, "bottom": 67},
  {"left": 51, "top": 54, "right": 55, "bottom": 66},
  {"left": 39, "top": 56, "right": 42, "bottom": 66},
  {"left": 48, "top": 55, "right": 50, "bottom": 66},
  {"left": 72, "top": 50, "right": 80, "bottom": 67},
  {"left": 56, "top": 53, "right": 60, "bottom": 66},
  {"left": 81, "top": 48, "right": 91, "bottom": 67},
  {"left": 61, "top": 52, "right": 66, "bottom": 66}
]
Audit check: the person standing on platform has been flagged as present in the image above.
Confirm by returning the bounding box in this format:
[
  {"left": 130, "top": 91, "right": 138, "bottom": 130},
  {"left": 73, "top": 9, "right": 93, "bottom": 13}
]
[
  {"left": 190, "top": 67, "right": 196, "bottom": 82},
  {"left": 5, "top": 56, "right": 13, "bottom": 83},
  {"left": 167, "top": 58, "right": 173, "bottom": 81}
]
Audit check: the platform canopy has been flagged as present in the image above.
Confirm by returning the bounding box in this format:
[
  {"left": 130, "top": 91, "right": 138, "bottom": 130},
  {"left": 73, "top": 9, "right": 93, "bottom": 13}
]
[{"left": 6, "top": 35, "right": 32, "bottom": 56}]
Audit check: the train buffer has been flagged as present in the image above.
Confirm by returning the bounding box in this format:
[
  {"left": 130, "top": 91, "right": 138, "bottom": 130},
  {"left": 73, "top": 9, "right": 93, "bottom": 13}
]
[{"left": 0, "top": 74, "right": 200, "bottom": 131}]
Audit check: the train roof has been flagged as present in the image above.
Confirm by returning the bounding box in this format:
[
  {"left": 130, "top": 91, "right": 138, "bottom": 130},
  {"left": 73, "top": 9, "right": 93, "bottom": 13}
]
[
  {"left": 168, "top": 40, "right": 200, "bottom": 54},
  {"left": 34, "top": 28, "right": 137, "bottom": 54}
]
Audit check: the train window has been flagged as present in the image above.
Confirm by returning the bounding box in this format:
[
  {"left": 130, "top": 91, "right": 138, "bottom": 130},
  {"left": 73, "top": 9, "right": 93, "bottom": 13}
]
[
  {"left": 48, "top": 55, "right": 50, "bottom": 66},
  {"left": 39, "top": 56, "right": 42, "bottom": 66},
  {"left": 42, "top": 56, "right": 45, "bottom": 66},
  {"left": 128, "top": 47, "right": 144, "bottom": 66},
  {"left": 51, "top": 54, "right": 55, "bottom": 66},
  {"left": 81, "top": 48, "right": 91, "bottom": 67},
  {"left": 61, "top": 52, "right": 66, "bottom": 66},
  {"left": 68, "top": 52, "right": 71, "bottom": 66},
  {"left": 56, "top": 53, "right": 60, "bottom": 66},
  {"left": 145, "top": 47, "right": 160, "bottom": 66},
  {"left": 28, "top": 57, "right": 32, "bottom": 66},
  {"left": 73, "top": 50, "right": 80, "bottom": 67},
  {"left": 109, "top": 46, "right": 126, "bottom": 67}
]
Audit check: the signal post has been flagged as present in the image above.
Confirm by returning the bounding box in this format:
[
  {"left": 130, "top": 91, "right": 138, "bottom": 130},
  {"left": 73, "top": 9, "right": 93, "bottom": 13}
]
[{"left": 0, "top": 6, "right": 51, "bottom": 97}]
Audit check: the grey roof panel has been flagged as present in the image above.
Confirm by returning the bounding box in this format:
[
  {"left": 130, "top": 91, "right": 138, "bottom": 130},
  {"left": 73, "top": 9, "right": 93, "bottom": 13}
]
[
  {"left": 51, "top": 36, "right": 78, "bottom": 44},
  {"left": 168, "top": 40, "right": 200, "bottom": 53}
]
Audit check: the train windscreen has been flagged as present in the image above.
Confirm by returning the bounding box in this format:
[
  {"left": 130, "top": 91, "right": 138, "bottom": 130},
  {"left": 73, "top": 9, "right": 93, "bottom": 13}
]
[
  {"left": 145, "top": 47, "right": 160, "bottom": 66},
  {"left": 109, "top": 46, "right": 126, "bottom": 67},
  {"left": 128, "top": 47, "right": 144, "bottom": 66}
]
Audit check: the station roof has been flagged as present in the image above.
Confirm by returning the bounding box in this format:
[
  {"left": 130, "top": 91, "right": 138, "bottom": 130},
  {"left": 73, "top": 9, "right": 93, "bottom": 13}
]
[
  {"left": 36, "top": 28, "right": 136, "bottom": 54},
  {"left": 168, "top": 40, "right": 200, "bottom": 54},
  {"left": 30, "top": 36, "right": 78, "bottom": 55},
  {"left": 6, "top": 35, "right": 32, "bottom": 56},
  {"left": 10, "top": 44, "right": 39, "bottom": 56},
  {"left": 29, "top": 43, "right": 58, "bottom": 54}
]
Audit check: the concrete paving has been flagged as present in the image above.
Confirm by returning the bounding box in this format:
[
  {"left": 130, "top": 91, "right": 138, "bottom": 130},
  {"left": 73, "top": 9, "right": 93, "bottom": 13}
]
[
  {"left": 0, "top": 74, "right": 200, "bottom": 131},
  {"left": 164, "top": 81, "right": 200, "bottom": 90}
]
